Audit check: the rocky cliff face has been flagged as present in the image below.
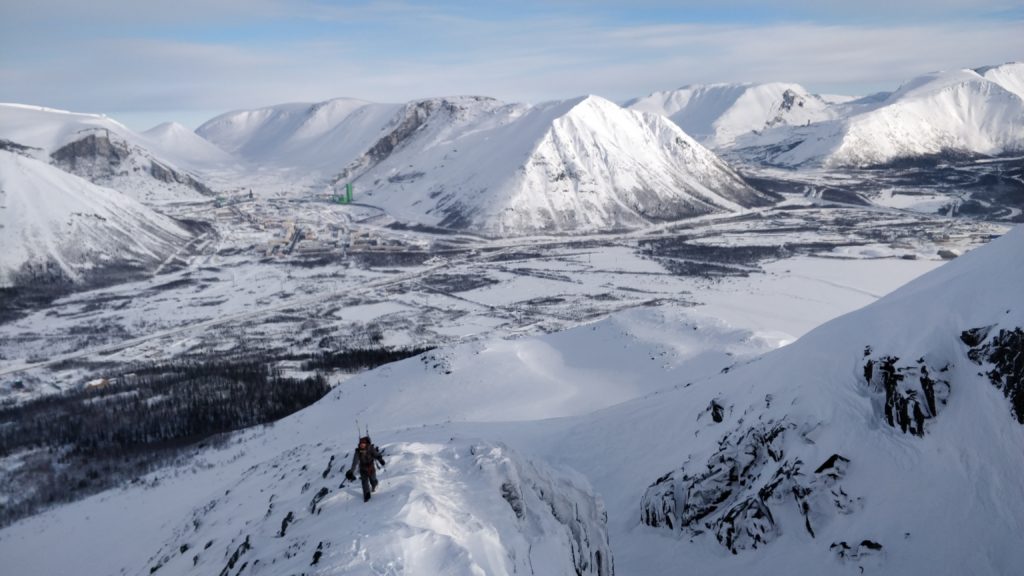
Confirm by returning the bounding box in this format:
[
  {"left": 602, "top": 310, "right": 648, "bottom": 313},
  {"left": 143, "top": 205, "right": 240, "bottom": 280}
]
[
  {"left": 963, "top": 326, "right": 1024, "bottom": 423},
  {"left": 641, "top": 415, "right": 861, "bottom": 555},
  {"left": 51, "top": 130, "right": 212, "bottom": 196}
]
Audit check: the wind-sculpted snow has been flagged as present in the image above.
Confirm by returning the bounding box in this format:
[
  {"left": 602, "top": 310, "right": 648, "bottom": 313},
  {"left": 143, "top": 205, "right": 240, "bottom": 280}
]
[{"left": 143, "top": 440, "right": 612, "bottom": 576}]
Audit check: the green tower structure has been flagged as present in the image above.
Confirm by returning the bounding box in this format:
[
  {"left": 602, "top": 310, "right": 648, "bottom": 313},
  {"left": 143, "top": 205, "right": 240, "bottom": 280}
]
[{"left": 346, "top": 183, "right": 353, "bottom": 203}]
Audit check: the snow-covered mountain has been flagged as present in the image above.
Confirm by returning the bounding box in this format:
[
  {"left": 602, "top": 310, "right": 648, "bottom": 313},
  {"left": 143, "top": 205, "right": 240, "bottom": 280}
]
[
  {"left": 142, "top": 121, "right": 236, "bottom": 170},
  {"left": 0, "top": 104, "right": 220, "bottom": 203},
  {"left": 626, "top": 82, "right": 837, "bottom": 148},
  {"left": 978, "top": 61, "right": 1024, "bottom": 100},
  {"left": 2, "top": 215, "right": 1019, "bottom": 575},
  {"left": 734, "top": 63, "right": 1024, "bottom": 167},
  {"left": 0, "top": 149, "right": 195, "bottom": 288},
  {"left": 630, "top": 225, "right": 1024, "bottom": 573},
  {"left": 340, "top": 95, "right": 771, "bottom": 235},
  {"left": 196, "top": 98, "right": 403, "bottom": 171}
]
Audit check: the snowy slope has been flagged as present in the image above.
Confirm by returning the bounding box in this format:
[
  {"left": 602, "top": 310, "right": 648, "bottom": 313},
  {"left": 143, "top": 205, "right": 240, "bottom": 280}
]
[
  {"left": 739, "top": 66, "right": 1024, "bottom": 167},
  {"left": 141, "top": 121, "right": 236, "bottom": 170},
  {"left": 196, "top": 98, "right": 403, "bottom": 172},
  {"left": 617, "top": 226, "right": 1024, "bottom": 574},
  {"left": 0, "top": 228, "right": 1021, "bottom": 575},
  {"left": 0, "top": 150, "right": 194, "bottom": 287},
  {"left": 343, "top": 95, "right": 771, "bottom": 235},
  {"left": 142, "top": 439, "right": 612, "bottom": 576},
  {"left": 626, "top": 82, "right": 837, "bottom": 148},
  {"left": 0, "top": 104, "right": 219, "bottom": 202},
  {"left": 978, "top": 61, "right": 1024, "bottom": 100}
]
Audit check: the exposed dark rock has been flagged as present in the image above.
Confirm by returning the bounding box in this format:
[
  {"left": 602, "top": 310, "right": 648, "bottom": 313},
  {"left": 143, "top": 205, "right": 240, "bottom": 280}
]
[
  {"left": 831, "top": 539, "right": 884, "bottom": 565},
  {"left": 814, "top": 454, "right": 850, "bottom": 476},
  {"left": 964, "top": 326, "right": 1024, "bottom": 423},
  {"left": 961, "top": 326, "right": 993, "bottom": 348},
  {"left": 309, "top": 486, "right": 329, "bottom": 514},
  {"left": 0, "top": 139, "right": 41, "bottom": 156},
  {"left": 278, "top": 511, "right": 294, "bottom": 538},
  {"left": 641, "top": 419, "right": 856, "bottom": 554},
  {"left": 862, "top": 355, "right": 949, "bottom": 436},
  {"left": 219, "top": 535, "right": 251, "bottom": 576},
  {"left": 501, "top": 481, "right": 525, "bottom": 519},
  {"left": 50, "top": 130, "right": 212, "bottom": 195},
  {"left": 709, "top": 400, "right": 725, "bottom": 423},
  {"left": 311, "top": 541, "right": 323, "bottom": 566},
  {"left": 51, "top": 131, "right": 131, "bottom": 174},
  {"left": 148, "top": 159, "right": 213, "bottom": 195}
]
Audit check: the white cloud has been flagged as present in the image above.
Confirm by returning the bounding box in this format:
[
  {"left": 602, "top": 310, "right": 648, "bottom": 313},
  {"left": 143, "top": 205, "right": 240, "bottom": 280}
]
[{"left": 1, "top": 3, "right": 1021, "bottom": 128}]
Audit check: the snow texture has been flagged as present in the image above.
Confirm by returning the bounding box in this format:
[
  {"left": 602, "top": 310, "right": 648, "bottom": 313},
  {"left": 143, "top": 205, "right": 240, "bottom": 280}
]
[
  {"left": 0, "top": 150, "right": 193, "bottom": 287},
  {"left": 340, "top": 95, "right": 771, "bottom": 235},
  {"left": 626, "top": 82, "right": 836, "bottom": 147},
  {"left": 0, "top": 103, "right": 221, "bottom": 203},
  {"left": 733, "top": 64, "right": 1024, "bottom": 167},
  {"left": 634, "top": 225, "right": 1024, "bottom": 573},
  {"left": 142, "top": 439, "right": 611, "bottom": 576}
]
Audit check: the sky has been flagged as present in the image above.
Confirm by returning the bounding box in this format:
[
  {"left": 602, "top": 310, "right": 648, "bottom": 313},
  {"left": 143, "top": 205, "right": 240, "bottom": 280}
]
[{"left": 1, "top": 0, "right": 1022, "bottom": 131}]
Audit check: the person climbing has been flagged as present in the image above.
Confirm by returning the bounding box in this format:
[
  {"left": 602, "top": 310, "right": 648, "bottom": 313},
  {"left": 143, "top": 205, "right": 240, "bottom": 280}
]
[{"left": 346, "top": 436, "right": 386, "bottom": 502}]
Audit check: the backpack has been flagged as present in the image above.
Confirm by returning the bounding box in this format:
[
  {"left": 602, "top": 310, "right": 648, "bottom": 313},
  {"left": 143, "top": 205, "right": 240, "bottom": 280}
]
[{"left": 357, "top": 437, "right": 376, "bottom": 474}]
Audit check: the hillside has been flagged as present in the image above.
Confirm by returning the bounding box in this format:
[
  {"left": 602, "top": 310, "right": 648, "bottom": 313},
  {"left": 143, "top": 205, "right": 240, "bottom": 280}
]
[
  {"left": 626, "top": 82, "right": 837, "bottom": 147},
  {"left": 0, "top": 104, "right": 218, "bottom": 203},
  {"left": 196, "top": 98, "right": 403, "bottom": 172},
  {"left": 734, "top": 65, "right": 1024, "bottom": 167},
  {"left": 341, "top": 95, "right": 771, "bottom": 235},
  {"left": 1, "top": 214, "right": 1019, "bottom": 574},
  {"left": 0, "top": 150, "right": 195, "bottom": 288}
]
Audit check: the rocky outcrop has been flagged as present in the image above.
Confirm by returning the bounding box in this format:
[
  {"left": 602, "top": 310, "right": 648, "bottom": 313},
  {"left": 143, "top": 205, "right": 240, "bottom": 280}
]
[
  {"left": 641, "top": 419, "right": 859, "bottom": 554},
  {"left": 963, "top": 325, "right": 1024, "bottom": 423},
  {"left": 148, "top": 158, "right": 213, "bottom": 195},
  {"left": 50, "top": 130, "right": 212, "bottom": 196},
  {"left": 831, "top": 539, "right": 884, "bottom": 566},
  {"left": 861, "top": 350, "right": 950, "bottom": 436},
  {"left": 143, "top": 440, "right": 613, "bottom": 576},
  {"left": 50, "top": 130, "right": 131, "bottom": 175},
  {"left": 0, "top": 139, "right": 40, "bottom": 156},
  {"left": 338, "top": 97, "right": 500, "bottom": 182}
]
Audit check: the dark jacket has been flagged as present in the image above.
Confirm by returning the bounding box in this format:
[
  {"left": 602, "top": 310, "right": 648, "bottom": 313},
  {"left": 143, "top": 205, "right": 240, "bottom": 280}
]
[{"left": 348, "top": 438, "right": 385, "bottom": 478}]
